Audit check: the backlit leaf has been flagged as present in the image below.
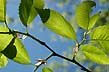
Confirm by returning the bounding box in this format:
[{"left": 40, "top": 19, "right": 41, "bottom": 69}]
[
  {"left": 0, "top": 0, "right": 6, "bottom": 22},
  {"left": 1, "top": 37, "right": 17, "bottom": 59},
  {"left": 90, "top": 25, "right": 109, "bottom": 53},
  {"left": 90, "top": 25, "right": 109, "bottom": 40},
  {"left": 0, "top": 53, "right": 8, "bottom": 68},
  {"left": 33, "top": 0, "right": 44, "bottom": 9},
  {"left": 0, "top": 26, "right": 13, "bottom": 51},
  {"left": 81, "top": 44, "right": 109, "bottom": 64},
  {"left": 42, "top": 67, "right": 53, "bottom": 72},
  {"left": 19, "top": 0, "right": 44, "bottom": 27},
  {"left": 0, "top": 26, "right": 30, "bottom": 64},
  {"left": 75, "top": 1, "right": 96, "bottom": 30},
  {"left": 36, "top": 9, "right": 76, "bottom": 40},
  {"left": 2, "top": 37, "right": 31, "bottom": 64},
  {"left": 99, "top": 41, "right": 109, "bottom": 54},
  {"left": 88, "top": 12, "right": 101, "bottom": 30}
]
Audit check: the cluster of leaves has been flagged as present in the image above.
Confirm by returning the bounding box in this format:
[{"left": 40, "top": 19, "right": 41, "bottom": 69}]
[
  {"left": 0, "top": 0, "right": 31, "bottom": 68},
  {"left": 0, "top": 0, "right": 109, "bottom": 72},
  {"left": 75, "top": 1, "right": 109, "bottom": 64}
]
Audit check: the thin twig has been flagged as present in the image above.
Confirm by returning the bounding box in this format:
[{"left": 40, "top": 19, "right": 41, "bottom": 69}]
[
  {"left": 0, "top": 31, "right": 91, "bottom": 72},
  {"left": 33, "top": 53, "right": 54, "bottom": 72},
  {"left": 13, "top": 31, "right": 55, "bottom": 53}
]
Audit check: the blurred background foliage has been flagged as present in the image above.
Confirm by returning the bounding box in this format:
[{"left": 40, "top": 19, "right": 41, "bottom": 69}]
[{"left": 4, "top": 0, "right": 109, "bottom": 72}]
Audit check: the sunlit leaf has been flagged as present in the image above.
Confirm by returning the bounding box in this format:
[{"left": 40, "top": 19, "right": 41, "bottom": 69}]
[
  {"left": 70, "top": 17, "right": 78, "bottom": 32},
  {"left": 19, "top": 0, "right": 44, "bottom": 27},
  {"left": 90, "top": 25, "right": 109, "bottom": 53},
  {"left": 75, "top": 1, "right": 96, "bottom": 30},
  {"left": 2, "top": 37, "right": 31, "bottom": 64},
  {"left": 81, "top": 44, "right": 109, "bottom": 64},
  {"left": 90, "top": 25, "right": 109, "bottom": 40},
  {"left": 0, "top": 26, "right": 13, "bottom": 51},
  {"left": 88, "top": 12, "right": 101, "bottom": 30},
  {"left": 42, "top": 67, "right": 53, "bottom": 72},
  {"left": 33, "top": 0, "right": 44, "bottom": 9},
  {"left": 0, "top": 0, "right": 6, "bottom": 22},
  {"left": 36, "top": 9, "right": 76, "bottom": 40},
  {"left": 13, "top": 38, "right": 30, "bottom": 64},
  {"left": 99, "top": 41, "right": 109, "bottom": 54},
  {"left": 0, "top": 53, "right": 8, "bottom": 68},
  {"left": 1, "top": 37, "right": 17, "bottom": 59},
  {"left": 0, "top": 26, "right": 30, "bottom": 64}
]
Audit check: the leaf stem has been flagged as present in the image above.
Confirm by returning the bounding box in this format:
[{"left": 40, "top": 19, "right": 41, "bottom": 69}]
[{"left": 79, "top": 31, "right": 88, "bottom": 46}]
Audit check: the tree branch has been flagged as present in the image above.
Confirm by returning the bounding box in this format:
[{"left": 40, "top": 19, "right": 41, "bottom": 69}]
[
  {"left": 13, "top": 31, "right": 55, "bottom": 53},
  {"left": 0, "top": 31, "right": 91, "bottom": 72},
  {"left": 54, "top": 53, "right": 91, "bottom": 72}
]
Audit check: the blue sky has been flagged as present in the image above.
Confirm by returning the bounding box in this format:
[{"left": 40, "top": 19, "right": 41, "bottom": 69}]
[{"left": 0, "top": 0, "right": 109, "bottom": 72}]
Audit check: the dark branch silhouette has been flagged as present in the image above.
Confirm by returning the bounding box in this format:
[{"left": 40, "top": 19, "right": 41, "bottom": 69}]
[{"left": 0, "top": 31, "right": 91, "bottom": 72}]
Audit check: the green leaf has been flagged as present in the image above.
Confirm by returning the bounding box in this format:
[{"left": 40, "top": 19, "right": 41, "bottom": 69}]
[
  {"left": 0, "top": 26, "right": 13, "bottom": 51},
  {"left": 1, "top": 37, "right": 17, "bottom": 59},
  {"left": 0, "top": 25, "right": 30, "bottom": 64},
  {"left": 75, "top": 1, "right": 96, "bottom": 30},
  {"left": 90, "top": 25, "right": 109, "bottom": 53},
  {"left": 0, "top": 53, "right": 8, "bottom": 68},
  {"left": 0, "top": 0, "right": 6, "bottom": 22},
  {"left": 13, "top": 38, "right": 30, "bottom": 64},
  {"left": 88, "top": 12, "right": 101, "bottom": 30},
  {"left": 90, "top": 25, "right": 109, "bottom": 40},
  {"left": 99, "top": 41, "right": 109, "bottom": 54},
  {"left": 33, "top": 0, "right": 44, "bottom": 9},
  {"left": 28, "top": 0, "right": 44, "bottom": 24},
  {"left": 81, "top": 44, "right": 109, "bottom": 64},
  {"left": 36, "top": 9, "right": 76, "bottom": 40},
  {"left": 2, "top": 37, "right": 31, "bottom": 64},
  {"left": 42, "top": 67, "right": 53, "bottom": 72},
  {"left": 19, "top": 0, "right": 44, "bottom": 27}
]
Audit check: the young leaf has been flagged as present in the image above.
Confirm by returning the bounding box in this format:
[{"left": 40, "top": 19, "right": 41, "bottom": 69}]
[
  {"left": 0, "top": 0, "right": 6, "bottom": 22},
  {"left": 88, "top": 12, "right": 101, "bottom": 30},
  {"left": 75, "top": 1, "right": 96, "bottom": 30},
  {"left": 90, "top": 25, "right": 109, "bottom": 40},
  {"left": 27, "top": 0, "right": 44, "bottom": 24},
  {"left": 81, "top": 44, "right": 109, "bottom": 64},
  {"left": 99, "top": 41, "right": 109, "bottom": 54},
  {"left": 13, "top": 38, "right": 31, "bottom": 64},
  {"left": 2, "top": 38, "right": 31, "bottom": 64},
  {"left": 0, "top": 53, "right": 8, "bottom": 68},
  {"left": 36, "top": 9, "right": 76, "bottom": 40},
  {"left": 19, "top": 0, "right": 44, "bottom": 27},
  {"left": 0, "top": 26, "right": 13, "bottom": 51},
  {"left": 90, "top": 25, "right": 109, "bottom": 53},
  {"left": 0, "top": 26, "right": 30, "bottom": 64},
  {"left": 33, "top": 0, "right": 44, "bottom": 9},
  {"left": 42, "top": 67, "right": 53, "bottom": 72}
]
